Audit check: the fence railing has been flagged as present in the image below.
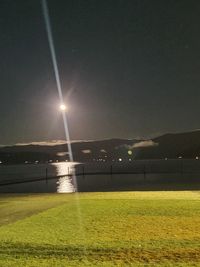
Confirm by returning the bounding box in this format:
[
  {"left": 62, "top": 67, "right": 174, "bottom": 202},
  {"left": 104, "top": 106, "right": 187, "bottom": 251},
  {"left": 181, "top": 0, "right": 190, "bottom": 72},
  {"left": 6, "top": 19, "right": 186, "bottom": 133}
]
[{"left": 1, "top": 163, "right": 200, "bottom": 187}]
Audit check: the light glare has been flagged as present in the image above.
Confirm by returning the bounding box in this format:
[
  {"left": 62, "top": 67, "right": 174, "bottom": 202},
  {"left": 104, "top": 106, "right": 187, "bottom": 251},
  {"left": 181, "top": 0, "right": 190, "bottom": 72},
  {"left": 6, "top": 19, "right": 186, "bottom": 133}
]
[{"left": 60, "top": 104, "right": 67, "bottom": 111}]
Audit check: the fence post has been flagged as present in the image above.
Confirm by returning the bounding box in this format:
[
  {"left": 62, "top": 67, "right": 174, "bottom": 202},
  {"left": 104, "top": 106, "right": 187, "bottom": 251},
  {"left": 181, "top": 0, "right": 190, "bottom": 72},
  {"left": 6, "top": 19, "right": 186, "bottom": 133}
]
[
  {"left": 180, "top": 159, "right": 183, "bottom": 177},
  {"left": 82, "top": 165, "right": 85, "bottom": 179},
  {"left": 144, "top": 164, "right": 146, "bottom": 181},
  {"left": 45, "top": 168, "right": 48, "bottom": 184}
]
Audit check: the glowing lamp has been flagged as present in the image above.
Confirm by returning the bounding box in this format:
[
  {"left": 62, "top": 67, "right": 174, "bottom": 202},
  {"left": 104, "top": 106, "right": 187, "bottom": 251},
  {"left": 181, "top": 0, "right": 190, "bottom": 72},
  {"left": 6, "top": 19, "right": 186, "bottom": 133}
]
[
  {"left": 60, "top": 104, "right": 67, "bottom": 111},
  {"left": 128, "top": 150, "right": 132, "bottom": 155}
]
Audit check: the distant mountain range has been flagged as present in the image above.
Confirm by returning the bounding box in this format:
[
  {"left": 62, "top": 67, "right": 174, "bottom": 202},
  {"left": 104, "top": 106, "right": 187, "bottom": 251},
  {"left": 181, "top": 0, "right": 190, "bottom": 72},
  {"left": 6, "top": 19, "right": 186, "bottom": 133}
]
[{"left": 1, "top": 130, "right": 200, "bottom": 164}]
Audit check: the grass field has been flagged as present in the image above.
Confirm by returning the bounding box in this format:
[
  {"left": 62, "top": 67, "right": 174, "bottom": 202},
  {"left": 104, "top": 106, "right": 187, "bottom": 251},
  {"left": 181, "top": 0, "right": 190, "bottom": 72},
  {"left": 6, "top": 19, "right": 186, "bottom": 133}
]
[{"left": 0, "top": 191, "right": 199, "bottom": 266}]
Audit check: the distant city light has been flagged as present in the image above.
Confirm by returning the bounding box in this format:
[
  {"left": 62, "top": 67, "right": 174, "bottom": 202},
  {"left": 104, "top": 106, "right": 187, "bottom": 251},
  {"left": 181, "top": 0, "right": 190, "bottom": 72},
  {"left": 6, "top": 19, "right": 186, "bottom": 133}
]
[
  {"left": 128, "top": 158, "right": 132, "bottom": 162},
  {"left": 118, "top": 158, "right": 122, "bottom": 162},
  {"left": 128, "top": 150, "right": 132, "bottom": 155},
  {"left": 196, "top": 156, "right": 199, "bottom": 160}
]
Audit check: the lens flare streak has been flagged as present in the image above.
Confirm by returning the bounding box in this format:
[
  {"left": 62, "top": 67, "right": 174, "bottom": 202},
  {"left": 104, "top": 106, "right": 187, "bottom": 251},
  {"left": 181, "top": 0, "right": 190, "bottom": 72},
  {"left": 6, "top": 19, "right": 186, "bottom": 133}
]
[{"left": 41, "top": 0, "right": 74, "bottom": 164}]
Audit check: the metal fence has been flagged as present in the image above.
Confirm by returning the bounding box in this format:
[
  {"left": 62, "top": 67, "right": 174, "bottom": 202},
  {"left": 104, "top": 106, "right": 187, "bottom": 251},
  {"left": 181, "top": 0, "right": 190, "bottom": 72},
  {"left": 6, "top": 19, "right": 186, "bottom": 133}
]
[{"left": 0, "top": 159, "right": 200, "bottom": 187}]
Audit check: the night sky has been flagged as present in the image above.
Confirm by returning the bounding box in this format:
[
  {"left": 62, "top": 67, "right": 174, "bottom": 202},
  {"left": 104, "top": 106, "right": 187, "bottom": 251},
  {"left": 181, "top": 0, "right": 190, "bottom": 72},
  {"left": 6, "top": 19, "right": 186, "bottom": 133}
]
[{"left": 0, "top": 0, "right": 200, "bottom": 144}]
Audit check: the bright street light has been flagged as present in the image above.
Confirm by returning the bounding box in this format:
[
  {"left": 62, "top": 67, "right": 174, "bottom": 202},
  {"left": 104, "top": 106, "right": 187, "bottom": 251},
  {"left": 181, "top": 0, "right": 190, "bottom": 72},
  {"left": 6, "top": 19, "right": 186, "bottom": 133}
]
[{"left": 60, "top": 104, "right": 67, "bottom": 111}]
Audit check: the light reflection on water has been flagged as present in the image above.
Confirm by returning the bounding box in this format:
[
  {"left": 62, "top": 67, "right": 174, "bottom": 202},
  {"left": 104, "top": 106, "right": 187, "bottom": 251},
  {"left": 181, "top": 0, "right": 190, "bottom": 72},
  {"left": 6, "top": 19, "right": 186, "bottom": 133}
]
[
  {"left": 0, "top": 162, "right": 77, "bottom": 193},
  {"left": 53, "top": 162, "right": 76, "bottom": 193}
]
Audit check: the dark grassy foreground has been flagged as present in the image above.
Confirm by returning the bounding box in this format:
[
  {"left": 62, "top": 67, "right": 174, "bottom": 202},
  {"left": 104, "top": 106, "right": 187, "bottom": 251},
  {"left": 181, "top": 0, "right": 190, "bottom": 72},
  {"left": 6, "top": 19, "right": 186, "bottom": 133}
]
[{"left": 0, "top": 191, "right": 199, "bottom": 266}]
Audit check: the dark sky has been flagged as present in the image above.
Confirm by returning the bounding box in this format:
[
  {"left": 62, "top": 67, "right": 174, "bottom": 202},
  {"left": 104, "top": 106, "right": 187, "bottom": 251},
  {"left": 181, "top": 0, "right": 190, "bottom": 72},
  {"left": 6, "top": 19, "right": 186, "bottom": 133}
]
[{"left": 0, "top": 0, "right": 200, "bottom": 144}]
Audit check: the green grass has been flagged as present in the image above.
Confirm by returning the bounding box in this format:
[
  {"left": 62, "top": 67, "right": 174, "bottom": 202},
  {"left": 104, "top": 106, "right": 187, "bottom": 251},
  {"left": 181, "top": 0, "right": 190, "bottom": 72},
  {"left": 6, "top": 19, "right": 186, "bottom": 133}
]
[{"left": 0, "top": 191, "right": 199, "bottom": 266}]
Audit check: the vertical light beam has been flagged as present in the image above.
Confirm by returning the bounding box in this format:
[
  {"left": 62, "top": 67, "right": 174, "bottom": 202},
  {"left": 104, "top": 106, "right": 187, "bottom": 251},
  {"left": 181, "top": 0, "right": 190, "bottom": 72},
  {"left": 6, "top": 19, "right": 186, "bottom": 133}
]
[
  {"left": 42, "top": 0, "right": 63, "bottom": 102},
  {"left": 41, "top": 0, "right": 74, "bottom": 163}
]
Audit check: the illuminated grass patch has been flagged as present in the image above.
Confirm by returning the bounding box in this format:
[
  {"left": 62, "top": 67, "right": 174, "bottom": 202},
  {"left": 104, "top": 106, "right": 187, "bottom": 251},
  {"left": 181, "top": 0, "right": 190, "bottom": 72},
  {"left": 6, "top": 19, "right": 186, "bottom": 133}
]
[{"left": 0, "top": 191, "right": 199, "bottom": 266}]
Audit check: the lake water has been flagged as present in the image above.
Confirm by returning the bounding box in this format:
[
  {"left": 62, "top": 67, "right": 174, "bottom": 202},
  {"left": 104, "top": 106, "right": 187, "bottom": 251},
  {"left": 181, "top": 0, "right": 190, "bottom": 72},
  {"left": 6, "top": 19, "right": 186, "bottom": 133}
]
[
  {"left": 0, "top": 159, "right": 200, "bottom": 193},
  {"left": 0, "top": 162, "right": 76, "bottom": 193}
]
